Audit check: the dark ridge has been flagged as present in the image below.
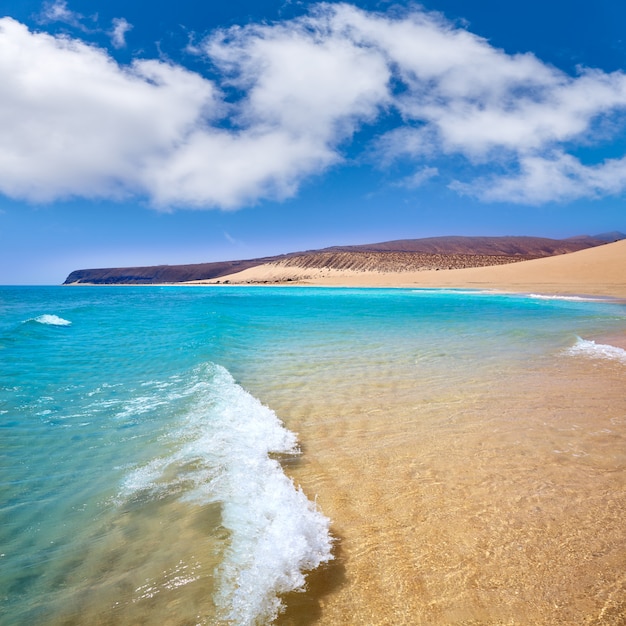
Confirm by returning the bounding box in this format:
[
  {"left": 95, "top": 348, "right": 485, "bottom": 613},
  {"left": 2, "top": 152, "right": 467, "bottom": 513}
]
[
  {"left": 63, "top": 235, "right": 617, "bottom": 285},
  {"left": 63, "top": 257, "right": 281, "bottom": 285},
  {"left": 589, "top": 231, "right": 626, "bottom": 242},
  {"left": 320, "top": 235, "right": 614, "bottom": 256}
]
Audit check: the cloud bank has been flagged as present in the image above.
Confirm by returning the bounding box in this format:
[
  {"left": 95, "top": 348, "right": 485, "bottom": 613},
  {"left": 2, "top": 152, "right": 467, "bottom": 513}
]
[{"left": 2, "top": 2, "right": 626, "bottom": 208}]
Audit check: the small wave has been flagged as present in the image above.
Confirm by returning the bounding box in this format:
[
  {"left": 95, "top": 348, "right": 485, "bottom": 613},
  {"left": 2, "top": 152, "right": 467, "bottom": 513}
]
[
  {"left": 529, "top": 294, "right": 609, "bottom": 302},
  {"left": 410, "top": 289, "right": 494, "bottom": 296},
  {"left": 30, "top": 314, "right": 72, "bottom": 326},
  {"left": 118, "top": 363, "right": 333, "bottom": 625},
  {"left": 565, "top": 337, "right": 626, "bottom": 364}
]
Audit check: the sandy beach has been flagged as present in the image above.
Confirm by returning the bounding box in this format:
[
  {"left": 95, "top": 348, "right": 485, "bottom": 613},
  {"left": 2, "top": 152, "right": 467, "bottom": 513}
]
[
  {"left": 233, "top": 289, "right": 626, "bottom": 626},
  {"left": 189, "top": 240, "right": 626, "bottom": 624},
  {"left": 6, "top": 262, "right": 626, "bottom": 625},
  {"left": 194, "top": 239, "right": 626, "bottom": 300}
]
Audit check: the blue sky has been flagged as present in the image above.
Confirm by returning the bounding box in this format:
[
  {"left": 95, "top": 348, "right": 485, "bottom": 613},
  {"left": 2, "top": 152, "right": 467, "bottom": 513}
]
[{"left": 1, "top": 0, "right": 625, "bottom": 284}]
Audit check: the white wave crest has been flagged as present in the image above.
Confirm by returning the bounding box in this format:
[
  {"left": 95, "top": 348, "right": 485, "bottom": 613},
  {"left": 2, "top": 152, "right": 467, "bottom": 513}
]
[
  {"left": 119, "top": 363, "right": 333, "bottom": 625},
  {"left": 565, "top": 337, "right": 626, "bottom": 364},
  {"left": 529, "top": 294, "right": 608, "bottom": 302},
  {"left": 31, "top": 314, "right": 72, "bottom": 326}
]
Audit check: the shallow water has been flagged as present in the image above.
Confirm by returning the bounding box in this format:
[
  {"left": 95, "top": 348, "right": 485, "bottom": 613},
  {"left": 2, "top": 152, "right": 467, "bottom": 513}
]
[
  {"left": 1, "top": 287, "right": 625, "bottom": 625},
  {"left": 272, "top": 352, "right": 626, "bottom": 625}
]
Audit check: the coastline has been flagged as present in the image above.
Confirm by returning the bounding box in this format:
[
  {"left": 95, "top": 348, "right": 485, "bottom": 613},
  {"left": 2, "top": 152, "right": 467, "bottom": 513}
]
[
  {"left": 241, "top": 291, "right": 626, "bottom": 625},
  {"left": 6, "top": 283, "right": 625, "bottom": 624},
  {"left": 184, "top": 239, "right": 626, "bottom": 300}
]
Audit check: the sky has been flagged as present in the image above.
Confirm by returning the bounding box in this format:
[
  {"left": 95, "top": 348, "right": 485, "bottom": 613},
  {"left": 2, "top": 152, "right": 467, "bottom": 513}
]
[{"left": 1, "top": 0, "right": 626, "bottom": 284}]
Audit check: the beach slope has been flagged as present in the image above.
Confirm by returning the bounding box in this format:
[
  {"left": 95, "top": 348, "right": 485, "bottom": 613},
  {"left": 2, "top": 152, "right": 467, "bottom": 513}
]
[{"left": 204, "top": 239, "right": 626, "bottom": 298}]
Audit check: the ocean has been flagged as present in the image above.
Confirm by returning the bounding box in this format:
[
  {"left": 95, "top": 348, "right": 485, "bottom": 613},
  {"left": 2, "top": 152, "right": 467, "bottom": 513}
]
[{"left": 1, "top": 286, "right": 625, "bottom": 625}]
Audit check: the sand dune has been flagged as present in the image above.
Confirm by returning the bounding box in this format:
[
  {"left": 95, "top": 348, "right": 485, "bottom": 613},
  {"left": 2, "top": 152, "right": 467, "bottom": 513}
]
[
  {"left": 65, "top": 235, "right": 617, "bottom": 285},
  {"left": 195, "top": 239, "right": 626, "bottom": 298}
]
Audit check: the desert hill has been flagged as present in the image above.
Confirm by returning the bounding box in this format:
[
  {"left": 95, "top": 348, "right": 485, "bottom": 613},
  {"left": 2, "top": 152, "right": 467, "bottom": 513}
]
[
  {"left": 63, "top": 234, "right": 624, "bottom": 285},
  {"left": 325, "top": 234, "right": 612, "bottom": 255},
  {"left": 206, "top": 238, "right": 626, "bottom": 299}
]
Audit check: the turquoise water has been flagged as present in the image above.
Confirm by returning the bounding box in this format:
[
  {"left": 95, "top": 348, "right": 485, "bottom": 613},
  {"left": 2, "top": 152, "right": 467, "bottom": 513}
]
[{"left": 1, "top": 286, "right": 625, "bottom": 625}]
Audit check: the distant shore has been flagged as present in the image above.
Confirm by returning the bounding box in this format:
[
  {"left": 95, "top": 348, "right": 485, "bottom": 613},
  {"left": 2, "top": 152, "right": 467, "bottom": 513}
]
[{"left": 185, "top": 239, "right": 626, "bottom": 300}]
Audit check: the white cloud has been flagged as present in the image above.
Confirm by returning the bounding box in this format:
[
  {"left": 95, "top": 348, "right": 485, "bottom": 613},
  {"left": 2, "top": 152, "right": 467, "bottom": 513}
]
[
  {"left": 41, "top": 0, "right": 77, "bottom": 23},
  {"left": 205, "top": 14, "right": 390, "bottom": 138},
  {"left": 336, "top": 3, "right": 626, "bottom": 161},
  {"left": 394, "top": 167, "right": 439, "bottom": 189},
  {"left": 327, "top": 3, "right": 626, "bottom": 202},
  {"left": 142, "top": 127, "right": 340, "bottom": 208},
  {"left": 454, "top": 152, "right": 626, "bottom": 204},
  {"left": 110, "top": 17, "right": 132, "bottom": 49},
  {"left": 0, "top": 18, "right": 219, "bottom": 203},
  {"left": 40, "top": 0, "right": 87, "bottom": 30},
  {"left": 2, "top": 3, "right": 626, "bottom": 208},
  {"left": 0, "top": 9, "right": 391, "bottom": 209}
]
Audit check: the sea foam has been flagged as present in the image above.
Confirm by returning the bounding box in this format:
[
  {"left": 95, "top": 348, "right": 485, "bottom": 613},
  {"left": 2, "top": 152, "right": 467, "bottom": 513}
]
[
  {"left": 119, "top": 363, "right": 333, "bottom": 625},
  {"left": 565, "top": 337, "right": 626, "bottom": 364},
  {"left": 529, "top": 294, "right": 608, "bottom": 302},
  {"left": 30, "top": 314, "right": 72, "bottom": 326}
]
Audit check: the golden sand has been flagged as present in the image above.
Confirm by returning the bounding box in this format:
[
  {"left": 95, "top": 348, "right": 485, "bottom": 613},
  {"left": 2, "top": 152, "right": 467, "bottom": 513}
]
[
  {"left": 265, "top": 347, "right": 626, "bottom": 625},
  {"left": 191, "top": 242, "right": 626, "bottom": 624},
  {"left": 194, "top": 239, "right": 626, "bottom": 299}
]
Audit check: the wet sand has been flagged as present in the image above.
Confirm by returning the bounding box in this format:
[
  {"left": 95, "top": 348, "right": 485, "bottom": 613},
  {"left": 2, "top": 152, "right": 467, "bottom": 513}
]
[
  {"left": 264, "top": 346, "right": 626, "bottom": 625},
  {"left": 197, "top": 241, "right": 626, "bottom": 624}
]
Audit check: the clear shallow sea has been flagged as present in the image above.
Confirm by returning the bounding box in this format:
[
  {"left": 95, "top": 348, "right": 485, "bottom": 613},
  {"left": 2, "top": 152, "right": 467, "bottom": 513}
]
[{"left": 1, "top": 286, "right": 625, "bottom": 625}]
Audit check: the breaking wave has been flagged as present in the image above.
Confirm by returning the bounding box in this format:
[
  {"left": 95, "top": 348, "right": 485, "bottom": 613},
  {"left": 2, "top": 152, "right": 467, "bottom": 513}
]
[
  {"left": 29, "top": 314, "right": 72, "bottom": 326},
  {"left": 118, "top": 363, "right": 333, "bottom": 625},
  {"left": 565, "top": 337, "right": 626, "bottom": 364},
  {"left": 529, "top": 294, "right": 609, "bottom": 302}
]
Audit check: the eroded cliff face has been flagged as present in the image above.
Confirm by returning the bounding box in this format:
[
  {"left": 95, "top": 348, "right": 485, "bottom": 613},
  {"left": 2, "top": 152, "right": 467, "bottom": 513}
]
[{"left": 63, "top": 235, "right": 621, "bottom": 284}]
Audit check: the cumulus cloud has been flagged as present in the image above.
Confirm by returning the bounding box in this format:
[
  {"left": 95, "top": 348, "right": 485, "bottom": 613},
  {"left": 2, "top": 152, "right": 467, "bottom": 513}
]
[
  {"left": 0, "top": 18, "right": 219, "bottom": 203},
  {"left": 0, "top": 9, "right": 389, "bottom": 208},
  {"left": 2, "top": 3, "right": 626, "bottom": 208},
  {"left": 148, "top": 10, "right": 392, "bottom": 208},
  {"left": 453, "top": 152, "right": 626, "bottom": 204},
  {"left": 330, "top": 3, "right": 626, "bottom": 202},
  {"left": 205, "top": 14, "right": 390, "bottom": 139}
]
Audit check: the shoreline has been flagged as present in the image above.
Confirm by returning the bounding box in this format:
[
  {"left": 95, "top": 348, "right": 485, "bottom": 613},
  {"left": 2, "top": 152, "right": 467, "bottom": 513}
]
[
  {"left": 62, "top": 240, "right": 626, "bottom": 299},
  {"left": 183, "top": 239, "right": 626, "bottom": 300},
  {"left": 65, "top": 280, "right": 626, "bottom": 305},
  {"left": 9, "top": 284, "right": 624, "bottom": 624},
  {"left": 244, "top": 293, "right": 626, "bottom": 625}
]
